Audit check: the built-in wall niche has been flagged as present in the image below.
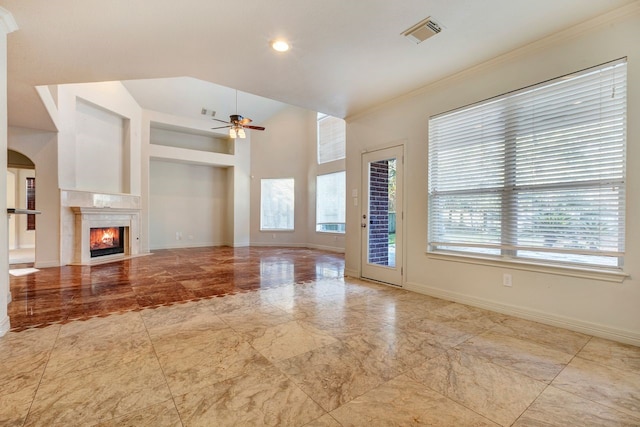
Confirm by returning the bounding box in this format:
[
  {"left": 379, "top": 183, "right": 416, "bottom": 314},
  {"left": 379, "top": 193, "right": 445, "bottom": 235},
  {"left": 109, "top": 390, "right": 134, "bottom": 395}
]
[
  {"left": 150, "top": 124, "right": 233, "bottom": 155},
  {"left": 75, "top": 98, "right": 129, "bottom": 194}
]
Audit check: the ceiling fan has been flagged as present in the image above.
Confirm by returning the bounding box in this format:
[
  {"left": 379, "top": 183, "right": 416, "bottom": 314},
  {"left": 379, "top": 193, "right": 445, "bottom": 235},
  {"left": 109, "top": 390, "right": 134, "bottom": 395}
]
[
  {"left": 211, "top": 91, "right": 265, "bottom": 139},
  {"left": 211, "top": 114, "right": 265, "bottom": 139}
]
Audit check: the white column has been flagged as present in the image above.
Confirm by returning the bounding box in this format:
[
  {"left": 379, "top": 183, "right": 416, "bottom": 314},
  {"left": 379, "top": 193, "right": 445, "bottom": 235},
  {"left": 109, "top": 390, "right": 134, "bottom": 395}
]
[
  {"left": 0, "top": 7, "right": 18, "bottom": 337},
  {"left": 228, "top": 137, "right": 251, "bottom": 247}
]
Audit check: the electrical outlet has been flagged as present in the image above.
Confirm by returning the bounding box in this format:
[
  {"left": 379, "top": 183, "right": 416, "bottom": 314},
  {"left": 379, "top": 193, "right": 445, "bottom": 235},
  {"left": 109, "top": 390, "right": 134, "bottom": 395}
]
[{"left": 503, "top": 273, "right": 512, "bottom": 287}]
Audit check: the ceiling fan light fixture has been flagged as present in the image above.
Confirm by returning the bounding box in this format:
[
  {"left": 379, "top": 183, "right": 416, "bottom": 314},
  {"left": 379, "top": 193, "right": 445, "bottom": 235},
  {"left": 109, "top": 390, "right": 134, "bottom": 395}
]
[
  {"left": 229, "top": 127, "right": 246, "bottom": 139},
  {"left": 271, "top": 40, "right": 290, "bottom": 52}
]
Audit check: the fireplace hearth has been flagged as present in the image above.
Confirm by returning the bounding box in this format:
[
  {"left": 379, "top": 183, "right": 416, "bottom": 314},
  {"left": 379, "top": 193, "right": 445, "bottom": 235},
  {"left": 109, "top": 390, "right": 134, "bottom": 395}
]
[{"left": 90, "top": 227, "right": 125, "bottom": 258}]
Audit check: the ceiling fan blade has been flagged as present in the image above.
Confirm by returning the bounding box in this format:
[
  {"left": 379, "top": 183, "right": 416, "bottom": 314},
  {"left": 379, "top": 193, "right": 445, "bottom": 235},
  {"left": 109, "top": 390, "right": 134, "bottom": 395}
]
[
  {"left": 212, "top": 118, "right": 231, "bottom": 124},
  {"left": 211, "top": 125, "right": 232, "bottom": 130},
  {"left": 240, "top": 117, "right": 253, "bottom": 125},
  {"left": 244, "top": 125, "right": 265, "bottom": 131}
]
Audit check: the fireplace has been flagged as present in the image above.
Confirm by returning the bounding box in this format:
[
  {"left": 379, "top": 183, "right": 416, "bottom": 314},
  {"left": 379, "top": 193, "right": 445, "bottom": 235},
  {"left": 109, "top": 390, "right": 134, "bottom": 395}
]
[
  {"left": 71, "top": 206, "right": 140, "bottom": 265},
  {"left": 90, "top": 227, "right": 125, "bottom": 258}
]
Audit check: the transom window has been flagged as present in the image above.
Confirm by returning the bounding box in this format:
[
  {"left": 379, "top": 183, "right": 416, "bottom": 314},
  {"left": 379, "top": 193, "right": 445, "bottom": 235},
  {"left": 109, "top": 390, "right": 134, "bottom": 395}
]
[
  {"left": 317, "top": 113, "right": 345, "bottom": 164},
  {"left": 428, "top": 59, "right": 627, "bottom": 269}
]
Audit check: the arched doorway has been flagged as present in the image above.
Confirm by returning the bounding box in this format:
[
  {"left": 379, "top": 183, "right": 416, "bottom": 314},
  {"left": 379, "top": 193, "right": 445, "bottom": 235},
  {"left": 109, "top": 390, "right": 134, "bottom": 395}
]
[{"left": 7, "top": 150, "right": 36, "bottom": 265}]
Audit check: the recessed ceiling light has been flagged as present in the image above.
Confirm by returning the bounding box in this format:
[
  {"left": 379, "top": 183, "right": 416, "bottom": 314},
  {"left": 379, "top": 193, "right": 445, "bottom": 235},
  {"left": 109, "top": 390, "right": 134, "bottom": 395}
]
[{"left": 271, "top": 40, "right": 290, "bottom": 52}]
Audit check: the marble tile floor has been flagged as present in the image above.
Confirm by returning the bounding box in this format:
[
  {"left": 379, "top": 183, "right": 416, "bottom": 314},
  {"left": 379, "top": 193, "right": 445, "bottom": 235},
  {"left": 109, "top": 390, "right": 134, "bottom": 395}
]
[
  {"left": 2, "top": 265, "right": 640, "bottom": 426},
  {"left": 8, "top": 247, "right": 345, "bottom": 332}
]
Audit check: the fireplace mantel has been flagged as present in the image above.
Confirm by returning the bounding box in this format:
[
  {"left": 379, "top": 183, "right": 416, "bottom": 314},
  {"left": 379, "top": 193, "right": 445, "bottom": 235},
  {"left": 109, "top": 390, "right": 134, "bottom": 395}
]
[
  {"left": 70, "top": 206, "right": 141, "bottom": 265},
  {"left": 71, "top": 207, "right": 140, "bottom": 215}
]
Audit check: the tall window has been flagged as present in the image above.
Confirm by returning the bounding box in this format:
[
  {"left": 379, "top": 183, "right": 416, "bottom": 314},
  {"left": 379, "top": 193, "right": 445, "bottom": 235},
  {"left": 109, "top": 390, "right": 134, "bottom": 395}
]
[
  {"left": 316, "top": 171, "right": 346, "bottom": 233},
  {"left": 317, "top": 113, "right": 345, "bottom": 164},
  {"left": 428, "top": 59, "right": 626, "bottom": 268},
  {"left": 261, "top": 178, "right": 295, "bottom": 230}
]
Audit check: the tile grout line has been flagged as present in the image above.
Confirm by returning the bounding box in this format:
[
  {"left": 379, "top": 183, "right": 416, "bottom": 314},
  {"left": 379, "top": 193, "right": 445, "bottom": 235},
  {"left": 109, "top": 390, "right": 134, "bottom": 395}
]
[
  {"left": 510, "top": 334, "right": 595, "bottom": 426},
  {"left": 370, "top": 366, "right": 501, "bottom": 427},
  {"left": 409, "top": 331, "right": 521, "bottom": 427},
  {"left": 432, "top": 318, "right": 562, "bottom": 426},
  {"left": 138, "top": 311, "right": 186, "bottom": 427},
  {"left": 20, "top": 324, "right": 62, "bottom": 427},
  {"left": 544, "top": 335, "right": 640, "bottom": 421},
  {"left": 240, "top": 284, "right": 337, "bottom": 420}
]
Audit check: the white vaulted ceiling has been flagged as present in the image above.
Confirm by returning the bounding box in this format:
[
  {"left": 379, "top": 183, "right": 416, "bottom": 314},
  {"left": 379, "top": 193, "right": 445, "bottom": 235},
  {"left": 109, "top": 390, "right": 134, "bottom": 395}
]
[{"left": 4, "top": 0, "right": 637, "bottom": 131}]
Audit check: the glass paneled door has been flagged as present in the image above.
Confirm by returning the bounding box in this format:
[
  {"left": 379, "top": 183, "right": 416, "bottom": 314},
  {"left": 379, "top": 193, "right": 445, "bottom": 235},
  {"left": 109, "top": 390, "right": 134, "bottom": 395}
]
[{"left": 361, "top": 146, "right": 403, "bottom": 286}]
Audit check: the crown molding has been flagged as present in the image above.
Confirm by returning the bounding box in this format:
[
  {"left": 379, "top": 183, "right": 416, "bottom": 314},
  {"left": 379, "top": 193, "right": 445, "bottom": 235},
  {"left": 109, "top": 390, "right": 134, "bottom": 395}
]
[{"left": 0, "top": 7, "right": 18, "bottom": 34}]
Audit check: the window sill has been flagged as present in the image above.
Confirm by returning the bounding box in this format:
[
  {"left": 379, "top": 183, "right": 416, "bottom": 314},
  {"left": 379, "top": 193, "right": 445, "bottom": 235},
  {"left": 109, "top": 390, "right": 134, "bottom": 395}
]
[
  {"left": 426, "top": 251, "right": 628, "bottom": 283},
  {"left": 260, "top": 229, "right": 295, "bottom": 233}
]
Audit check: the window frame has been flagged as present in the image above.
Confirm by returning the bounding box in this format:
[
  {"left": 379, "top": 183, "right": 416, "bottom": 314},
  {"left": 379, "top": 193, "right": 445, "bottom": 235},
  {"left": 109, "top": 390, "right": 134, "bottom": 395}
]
[
  {"left": 427, "top": 59, "right": 627, "bottom": 272},
  {"left": 315, "top": 171, "right": 346, "bottom": 234},
  {"left": 317, "top": 113, "right": 346, "bottom": 165},
  {"left": 260, "top": 178, "right": 295, "bottom": 231}
]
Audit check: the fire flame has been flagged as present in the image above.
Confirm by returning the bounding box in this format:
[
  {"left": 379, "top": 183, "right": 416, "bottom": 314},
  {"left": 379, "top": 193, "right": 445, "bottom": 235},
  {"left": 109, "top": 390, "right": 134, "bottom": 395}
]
[
  {"left": 101, "top": 230, "right": 114, "bottom": 246},
  {"left": 90, "top": 227, "right": 121, "bottom": 250}
]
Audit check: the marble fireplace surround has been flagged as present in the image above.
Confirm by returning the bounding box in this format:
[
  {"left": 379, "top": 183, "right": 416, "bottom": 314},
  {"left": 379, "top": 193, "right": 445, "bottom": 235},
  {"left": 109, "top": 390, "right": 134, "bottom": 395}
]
[
  {"left": 61, "top": 190, "right": 142, "bottom": 266},
  {"left": 71, "top": 207, "right": 140, "bottom": 265}
]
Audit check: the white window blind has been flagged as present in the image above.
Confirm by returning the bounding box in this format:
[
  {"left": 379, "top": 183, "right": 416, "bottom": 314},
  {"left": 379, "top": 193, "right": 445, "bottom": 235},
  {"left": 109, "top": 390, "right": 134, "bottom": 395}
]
[
  {"left": 261, "top": 178, "right": 295, "bottom": 230},
  {"left": 428, "top": 59, "right": 626, "bottom": 268},
  {"left": 316, "top": 171, "right": 346, "bottom": 233},
  {"left": 318, "top": 113, "right": 346, "bottom": 164}
]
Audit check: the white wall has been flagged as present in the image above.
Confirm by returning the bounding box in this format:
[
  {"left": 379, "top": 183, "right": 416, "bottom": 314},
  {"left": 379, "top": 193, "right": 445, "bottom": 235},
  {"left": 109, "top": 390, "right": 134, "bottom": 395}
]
[
  {"left": 306, "top": 129, "right": 346, "bottom": 253},
  {"left": 345, "top": 8, "right": 640, "bottom": 345},
  {"left": 0, "top": 7, "right": 17, "bottom": 336},
  {"left": 141, "top": 109, "right": 251, "bottom": 250},
  {"left": 228, "top": 135, "right": 251, "bottom": 247},
  {"left": 250, "top": 105, "right": 346, "bottom": 252},
  {"left": 149, "top": 159, "right": 227, "bottom": 249},
  {"left": 8, "top": 127, "right": 60, "bottom": 267},
  {"left": 250, "top": 105, "right": 313, "bottom": 247}
]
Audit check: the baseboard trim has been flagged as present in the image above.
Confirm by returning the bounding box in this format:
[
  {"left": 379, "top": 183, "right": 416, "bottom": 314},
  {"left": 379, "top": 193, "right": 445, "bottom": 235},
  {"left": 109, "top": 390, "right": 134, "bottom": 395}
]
[
  {"left": 231, "top": 242, "right": 250, "bottom": 248},
  {"left": 306, "top": 243, "right": 345, "bottom": 253},
  {"left": 404, "top": 281, "right": 640, "bottom": 347},
  {"left": 34, "top": 260, "right": 61, "bottom": 268},
  {"left": 344, "top": 268, "right": 359, "bottom": 278},
  {"left": 0, "top": 316, "right": 10, "bottom": 337},
  {"left": 250, "top": 242, "right": 307, "bottom": 248},
  {"left": 149, "top": 242, "right": 226, "bottom": 251}
]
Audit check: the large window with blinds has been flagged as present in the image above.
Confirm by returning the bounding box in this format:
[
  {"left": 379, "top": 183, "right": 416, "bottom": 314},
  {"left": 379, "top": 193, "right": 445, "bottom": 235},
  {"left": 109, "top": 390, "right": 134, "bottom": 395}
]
[
  {"left": 317, "top": 113, "right": 346, "bottom": 164},
  {"left": 428, "top": 59, "right": 626, "bottom": 268}
]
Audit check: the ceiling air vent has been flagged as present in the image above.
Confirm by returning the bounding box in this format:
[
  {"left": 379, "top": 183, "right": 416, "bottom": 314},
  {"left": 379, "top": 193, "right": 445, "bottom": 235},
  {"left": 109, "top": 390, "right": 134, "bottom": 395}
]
[{"left": 403, "top": 17, "right": 442, "bottom": 44}]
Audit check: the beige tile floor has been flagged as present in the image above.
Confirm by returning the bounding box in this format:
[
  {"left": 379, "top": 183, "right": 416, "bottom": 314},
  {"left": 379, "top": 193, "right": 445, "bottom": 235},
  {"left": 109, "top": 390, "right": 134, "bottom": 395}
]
[{"left": 1, "top": 277, "right": 639, "bottom": 426}]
